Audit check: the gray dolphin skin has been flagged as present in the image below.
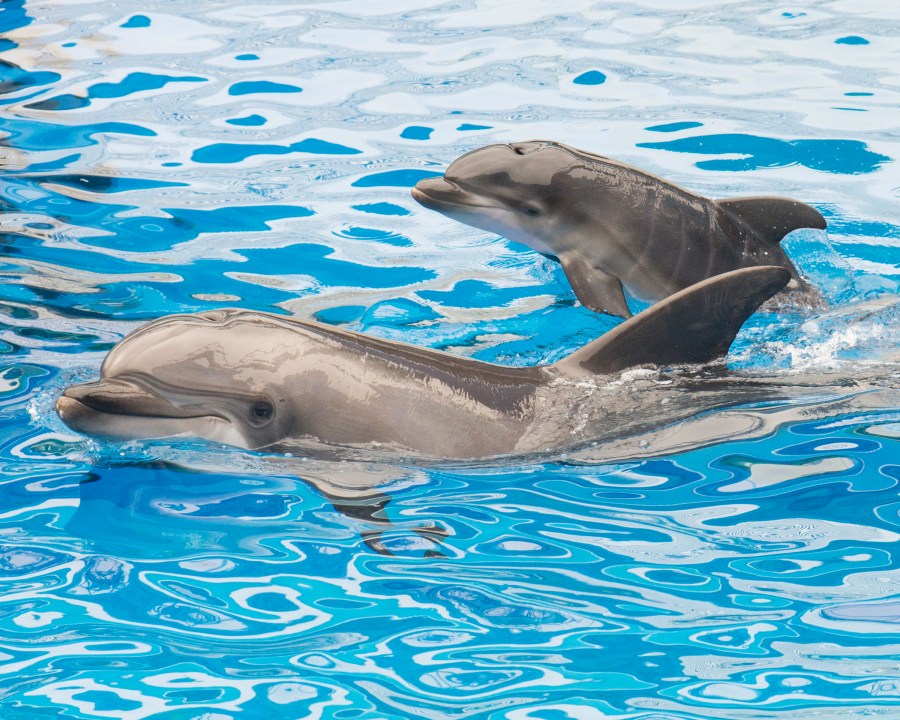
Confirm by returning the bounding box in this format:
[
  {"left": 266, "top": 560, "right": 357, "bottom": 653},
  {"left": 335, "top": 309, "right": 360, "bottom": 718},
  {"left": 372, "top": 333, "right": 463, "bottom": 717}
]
[
  {"left": 411, "top": 141, "right": 827, "bottom": 318},
  {"left": 57, "top": 266, "right": 790, "bottom": 460}
]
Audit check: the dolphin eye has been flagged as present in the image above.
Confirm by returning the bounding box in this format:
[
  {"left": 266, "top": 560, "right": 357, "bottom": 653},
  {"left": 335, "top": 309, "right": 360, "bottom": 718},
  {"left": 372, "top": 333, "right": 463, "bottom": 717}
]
[
  {"left": 524, "top": 204, "right": 541, "bottom": 217},
  {"left": 249, "top": 400, "right": 274, "bottom": 426}
]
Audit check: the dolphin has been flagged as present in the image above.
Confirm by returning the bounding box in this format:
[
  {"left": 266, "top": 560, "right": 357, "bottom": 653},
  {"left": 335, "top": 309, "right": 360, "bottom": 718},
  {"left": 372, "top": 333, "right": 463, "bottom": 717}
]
[
  {"left": 56, "top": 266, "right": 790, "bottom": 460},
  {"left": 411, "top": 141, "right": 827, "bottom": 318}
]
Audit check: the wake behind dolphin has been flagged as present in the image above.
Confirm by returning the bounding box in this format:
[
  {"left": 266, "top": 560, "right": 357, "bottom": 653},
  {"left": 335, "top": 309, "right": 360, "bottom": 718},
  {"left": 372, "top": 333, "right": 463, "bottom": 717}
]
[
  {"left": 412, "top": 141, "right": 827, "bottom": 318},
  {"left": 57, "top": 267, "right": 790, "bottom": 460}
]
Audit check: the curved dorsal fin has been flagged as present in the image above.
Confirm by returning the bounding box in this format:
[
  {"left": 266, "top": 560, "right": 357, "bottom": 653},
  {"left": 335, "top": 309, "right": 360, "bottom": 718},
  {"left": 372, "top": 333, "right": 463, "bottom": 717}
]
[
  {"left": 717, "top": 196, "right": 826, "bottom": 244},
  {"left": 554, "top": 266, "right": 791, "bottom": 376}
]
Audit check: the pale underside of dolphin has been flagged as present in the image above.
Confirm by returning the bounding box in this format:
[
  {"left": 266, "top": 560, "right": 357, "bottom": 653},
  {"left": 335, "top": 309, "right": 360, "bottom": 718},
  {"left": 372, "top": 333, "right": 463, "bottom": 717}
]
[
  {"left": 412, "top": 140, "right": 827, "bottom": 318},
  {"left": 57, "top": 266, "right": 790, "bottom": 461}
]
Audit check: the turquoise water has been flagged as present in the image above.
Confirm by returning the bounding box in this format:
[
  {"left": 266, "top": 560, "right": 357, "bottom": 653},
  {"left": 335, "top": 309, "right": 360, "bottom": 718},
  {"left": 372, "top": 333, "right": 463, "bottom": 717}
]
[{"left": 2, "top": 1, "right": 900, "bottom": 718}]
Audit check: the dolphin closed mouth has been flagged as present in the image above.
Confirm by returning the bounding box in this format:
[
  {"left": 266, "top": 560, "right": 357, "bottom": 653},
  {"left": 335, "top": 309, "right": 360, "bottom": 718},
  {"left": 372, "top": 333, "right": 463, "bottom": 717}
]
[
  {"left": 58, "top": 377, "right": 208, "bottom": 420},
  {"left": 411, "top": 176, "right": 497, "bottom": 211},
  {"left": 56, "top": 377, "right": 234, "bottom": 443}
]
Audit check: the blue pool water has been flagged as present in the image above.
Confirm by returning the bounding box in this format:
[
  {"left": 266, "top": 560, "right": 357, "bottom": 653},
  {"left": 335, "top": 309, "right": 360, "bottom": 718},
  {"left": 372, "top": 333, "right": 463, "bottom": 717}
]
[{"left": 2, "top": 1, "right": 900, "bottom": 718}]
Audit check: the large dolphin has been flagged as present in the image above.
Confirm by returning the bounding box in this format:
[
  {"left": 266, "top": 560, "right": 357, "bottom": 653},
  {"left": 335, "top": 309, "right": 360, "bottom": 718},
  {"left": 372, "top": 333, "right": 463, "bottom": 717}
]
[
  {"left": 411, "top": 141, "right": 827, "bottom": 318},
  {"left": 57, "top": 267, "right": 790, "bottom": 460}
]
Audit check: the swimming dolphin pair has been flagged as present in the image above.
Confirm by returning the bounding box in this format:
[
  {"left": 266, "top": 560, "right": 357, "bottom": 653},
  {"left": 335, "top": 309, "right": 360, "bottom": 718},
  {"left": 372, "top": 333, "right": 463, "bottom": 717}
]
[
  {"left": 412, "top": 140, "right": 827, "bottom": 317},
  {"left": 57, "top": 266, "right": 790, "bottom": 460}
]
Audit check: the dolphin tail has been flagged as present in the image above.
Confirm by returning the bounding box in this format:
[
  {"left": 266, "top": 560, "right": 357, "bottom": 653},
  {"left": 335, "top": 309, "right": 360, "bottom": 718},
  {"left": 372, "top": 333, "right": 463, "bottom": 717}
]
[
  {"left": 553, "top": 266, "right": 791, "bottom": 376},
  {"left": 716, "top": 197, "right": 827, "bottom": 244}
]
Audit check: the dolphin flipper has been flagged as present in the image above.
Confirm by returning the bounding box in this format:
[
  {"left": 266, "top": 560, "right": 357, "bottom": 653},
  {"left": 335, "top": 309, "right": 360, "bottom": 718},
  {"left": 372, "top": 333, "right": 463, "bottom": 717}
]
[
  {"left": 555, "top": 266, "right": 791, "bottom": 376},
  {"left": 716, "top": 197, "right": 827, "bottom": 244},
  {"left": 559, "top": 251, "right": 632, "bottom": 318}
]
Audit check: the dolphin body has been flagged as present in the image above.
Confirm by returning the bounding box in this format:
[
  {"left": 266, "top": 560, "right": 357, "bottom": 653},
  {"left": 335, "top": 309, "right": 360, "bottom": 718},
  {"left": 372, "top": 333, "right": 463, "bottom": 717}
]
[
  {"left": 412, "top": 141, "right": 827, "bottom": 318},
  {"left": 57, "top": 267, "right": 790, "bottom": 461}
]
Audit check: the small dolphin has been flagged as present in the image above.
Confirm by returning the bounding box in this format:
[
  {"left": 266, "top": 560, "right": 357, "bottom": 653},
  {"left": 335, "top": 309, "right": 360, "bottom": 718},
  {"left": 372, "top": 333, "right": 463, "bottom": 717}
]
[
  {"left": 57, "top": 267, "right": 789, "bottom": 460},
  {"left": 412, "top": 141, "right": 826, "bottom": 318}
]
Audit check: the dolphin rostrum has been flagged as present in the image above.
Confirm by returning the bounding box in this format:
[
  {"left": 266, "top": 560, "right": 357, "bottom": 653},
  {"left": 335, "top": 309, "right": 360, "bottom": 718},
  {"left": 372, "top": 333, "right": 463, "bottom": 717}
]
[
  {"left": 411, "top": 141, "right": 826, "bottom": 318},
  {"left": 56, "top": 266, "right": 790, "bottom": 460}
]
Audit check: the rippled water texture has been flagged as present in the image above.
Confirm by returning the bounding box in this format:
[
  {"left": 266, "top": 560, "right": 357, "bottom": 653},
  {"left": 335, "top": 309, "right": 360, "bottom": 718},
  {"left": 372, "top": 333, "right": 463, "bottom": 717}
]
[{"left": 1, "top": 1, "right": 899, "bottom": 718}]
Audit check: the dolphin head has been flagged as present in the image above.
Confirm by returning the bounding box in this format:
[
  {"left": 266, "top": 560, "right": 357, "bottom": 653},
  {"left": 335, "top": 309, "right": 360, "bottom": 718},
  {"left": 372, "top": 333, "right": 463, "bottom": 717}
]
[
  {"left": 56, "top": 311, "right": 299, "bottom": 449},
  {"left": 412, "top": 141, "right": 595, "bottom": 255}
]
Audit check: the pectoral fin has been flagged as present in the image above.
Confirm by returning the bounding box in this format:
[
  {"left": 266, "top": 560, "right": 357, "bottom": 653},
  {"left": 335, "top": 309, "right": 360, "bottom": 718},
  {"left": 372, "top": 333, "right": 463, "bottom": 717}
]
[
  {"left": 559, "top": 252, "right": 632, "bottom": 318},
  {"left": 716, "top": 197, "right": 827, "bottom": 244},
  {"left": 555, "top": 266, "right": 791, "bottom": 376}
]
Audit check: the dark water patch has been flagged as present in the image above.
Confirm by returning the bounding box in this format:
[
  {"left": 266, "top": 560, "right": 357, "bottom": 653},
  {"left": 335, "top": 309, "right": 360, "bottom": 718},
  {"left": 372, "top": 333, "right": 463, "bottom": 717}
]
[
  {"left": 25, "top": 95, "right": 89, "bottom": 111},
  {"left": 573, "top": 70, "right": 606, "bottom": 85},
  {"left": 0, "top": 60, "right": 60, "bottom": 97},
  {"left": 72, "top": 691, "right": 143, "bottom": 713},
  {"left": 0, "top": 0, "right": 29, "bottom": 38},
  {"left": 89, "top": 72, "right": 206, "bottom": 98},
  {"left": 121, "top": 14, "right": 151, "bottom": 28},
  {"left": 645, "top": 121, "right": 703, "bottom": 133},
  {"left": 192, "top": 138, "right": 360, "bottom": 163},
  {"left": 351, "top": 169, "right": 441, "bottom": 188},
  {"left": 14, "top": 327, "right": 114, "bottom": 352},
  {"left": 0, "top": 302, "right": 37, "bottom": 320},
  {"left": 0, "top": 232, "right": 164, "bottom": 276},
  {"left": 313, "top": 305, "right": 366, "bottom": 325},
  {"left": 165, "top": 204, "right": 314, "bottom": 238},
  {"left": 38, "top": 174, "right": 187, "bottom": 193},
  {"left": 0, "top": 117, "right": 155, "bottom": 152},
  {"left": 835, "top": 35, "right": 869, "bottom": 45},
  {"left": 400, "top": 126, "right": 432, "bottom": 140},
  {"left": 228, "top": 80, "right": 302, "bottom": 96},
  {"left": 637, "top": 133, "right": 890, "bottom": 174},
  {"left": 175, "top": 493, "right": 297, "bottom": 519},
  {"left": 226, "top": 114, "right": 266, "bottom": 126},
  {"left": 27, "top": 72, "right": 206, "bottom": 111},
  {"left": 352, "top": 202, "right": 410, "bottom": 216}
]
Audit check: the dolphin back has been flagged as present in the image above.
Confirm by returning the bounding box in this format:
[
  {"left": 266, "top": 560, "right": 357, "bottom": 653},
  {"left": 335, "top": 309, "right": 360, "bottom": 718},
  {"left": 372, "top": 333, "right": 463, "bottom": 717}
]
[{"left": 554, "top": 266, "right": 791, "bottom": 375}]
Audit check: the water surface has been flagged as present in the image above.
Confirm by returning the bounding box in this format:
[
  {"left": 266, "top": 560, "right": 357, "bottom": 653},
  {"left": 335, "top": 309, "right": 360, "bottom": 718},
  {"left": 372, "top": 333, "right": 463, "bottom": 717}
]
[{"left": 1, "top": 1, "right": 899, "bottom": 718}]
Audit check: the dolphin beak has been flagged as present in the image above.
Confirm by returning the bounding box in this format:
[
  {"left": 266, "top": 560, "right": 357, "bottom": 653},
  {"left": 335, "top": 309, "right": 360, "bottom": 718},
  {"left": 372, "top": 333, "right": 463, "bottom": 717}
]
[
  {"left": 59, "top": 378, "right": 194, "bottom": 418},
  {"left": 411, "top": 176, "right": 492, "bottom": 211},
  {"left": 56, "top": 377, "right": 221, "bottom": 439}
]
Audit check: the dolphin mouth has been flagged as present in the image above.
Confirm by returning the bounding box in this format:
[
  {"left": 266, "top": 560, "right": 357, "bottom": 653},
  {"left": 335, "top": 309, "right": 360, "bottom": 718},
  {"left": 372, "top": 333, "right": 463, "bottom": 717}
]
[
  {"left": 55, "top": 377, "right": 231, "bottom": 442},
  {"left": 59, "top": 377, "right": 211, "bottom": 420},
  {"left": 411, "top": 176, "right": 497, "bottom": 211}
]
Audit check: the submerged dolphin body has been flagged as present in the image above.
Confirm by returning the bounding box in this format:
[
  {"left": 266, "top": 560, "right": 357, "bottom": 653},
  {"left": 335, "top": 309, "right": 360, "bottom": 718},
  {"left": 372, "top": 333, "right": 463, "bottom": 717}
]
[
  {"left": 57, "top": 267, "right": 790, "bottom": 460},
  {"left": 412, "top": 141, "right": 827, "bottom": 318}
]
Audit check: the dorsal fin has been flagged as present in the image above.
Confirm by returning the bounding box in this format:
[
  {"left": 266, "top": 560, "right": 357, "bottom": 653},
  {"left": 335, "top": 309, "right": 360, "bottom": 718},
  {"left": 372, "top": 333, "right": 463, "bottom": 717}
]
[
  {"left": 554, "top": 266, "right": 791, "bottom": 376},
  {"left": 716, "top": 196, "right": 826, "bottom": 245}
]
